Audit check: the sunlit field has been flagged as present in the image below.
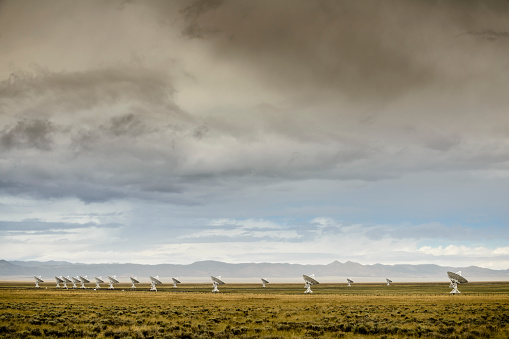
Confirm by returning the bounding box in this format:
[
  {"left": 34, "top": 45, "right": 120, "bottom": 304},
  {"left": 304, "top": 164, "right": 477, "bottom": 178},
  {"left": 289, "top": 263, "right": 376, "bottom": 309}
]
[{"left": 1, "top": 281, "right": 508, "bottom": 338}]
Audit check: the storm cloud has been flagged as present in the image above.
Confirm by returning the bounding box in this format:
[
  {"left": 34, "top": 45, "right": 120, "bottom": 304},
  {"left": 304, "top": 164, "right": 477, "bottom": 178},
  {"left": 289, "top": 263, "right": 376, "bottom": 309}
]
[{"left": 0, "top": 0, "right": 508, "bottom": 269}]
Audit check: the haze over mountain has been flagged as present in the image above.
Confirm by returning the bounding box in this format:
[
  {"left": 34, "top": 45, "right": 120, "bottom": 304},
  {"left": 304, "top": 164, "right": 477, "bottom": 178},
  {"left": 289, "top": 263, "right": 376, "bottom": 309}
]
[{"left": 2, "top": 260, "right": 508, "bottom": 283}]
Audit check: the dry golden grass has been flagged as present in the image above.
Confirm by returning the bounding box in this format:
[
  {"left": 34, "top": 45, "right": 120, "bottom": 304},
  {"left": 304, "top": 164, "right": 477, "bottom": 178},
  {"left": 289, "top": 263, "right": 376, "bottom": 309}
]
[{"left": 0, "top": 281, "right": 508, "bottom": 338}]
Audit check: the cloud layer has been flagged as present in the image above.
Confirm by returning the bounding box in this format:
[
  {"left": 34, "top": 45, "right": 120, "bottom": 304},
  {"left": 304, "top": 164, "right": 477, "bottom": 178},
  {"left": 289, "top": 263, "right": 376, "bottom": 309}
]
[{"left": 0, "top": 0, "right": 508, "bottom": 269}]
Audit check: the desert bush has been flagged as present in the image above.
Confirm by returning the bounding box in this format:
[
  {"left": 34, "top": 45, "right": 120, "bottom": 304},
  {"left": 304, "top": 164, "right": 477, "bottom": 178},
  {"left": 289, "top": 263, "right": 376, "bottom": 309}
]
[
  {"left": 28, "top": 317, "right": 42, "bottom": 325},
  {"left": 0, "top": 325, "right": 16, "bottom": 334}
]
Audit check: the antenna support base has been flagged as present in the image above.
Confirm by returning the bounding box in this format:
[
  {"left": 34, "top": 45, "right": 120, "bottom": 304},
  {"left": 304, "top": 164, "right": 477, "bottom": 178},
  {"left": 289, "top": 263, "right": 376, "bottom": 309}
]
[
  {"left": 304, "top": 282, "right": 313, "bottom": 294},
  {"left": 212, "top": 281, "right": 220, "bottom": 293}
]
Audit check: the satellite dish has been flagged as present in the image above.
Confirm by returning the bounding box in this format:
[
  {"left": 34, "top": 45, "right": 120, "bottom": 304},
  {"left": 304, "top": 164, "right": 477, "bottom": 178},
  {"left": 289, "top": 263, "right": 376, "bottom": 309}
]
[
  {"left": 211, "top": 276, "right": 225, "bottom": 293},
  {"left": 150, "top": 276, "right": 162, "bottom": 291},
  {"left": 62, "top": 276, "right": 72, "bottom": 289},
  {"left": 447, "top": 271, "right": 468, "bottom": 294},
  {"left": 71, "top": 276, "right": 81, "bottom": 289},
  {"left": 130, "top": 277, "right": 139, "bottom": 289},
  {"left": 54, "top": 276, "right": 64, "bottom": 288},
  {"left": 303, "top": 274, "right": 319, "bottom": 294},
  {"left": 347, "top": 278, "right": 353, "bottom": 287},
  {"left": 107, "top": 275, "right": 119, "bottom": 289},
  {"left": 261, "top": 278, "right": 269, "bottom": 288},
  {"left": 34, "top": 276, "right": 44, "bottom": 288},
  {"left": 94, "top": 277, "right": 104, "bottom": 289},
  {"left": 78, "top": 276, "right": 90, "bottom": 289},
  {"left": 386, "top": 278, "right": 392, "bottom": 286},
  {"left": 172, "top": 277, "right": 181, "bottom": 288}
]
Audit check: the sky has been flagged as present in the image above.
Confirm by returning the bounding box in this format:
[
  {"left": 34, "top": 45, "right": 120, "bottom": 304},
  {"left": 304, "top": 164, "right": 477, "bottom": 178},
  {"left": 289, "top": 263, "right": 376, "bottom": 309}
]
[{"left": 0, "top": 0, "right": 508, "bottom": 270}]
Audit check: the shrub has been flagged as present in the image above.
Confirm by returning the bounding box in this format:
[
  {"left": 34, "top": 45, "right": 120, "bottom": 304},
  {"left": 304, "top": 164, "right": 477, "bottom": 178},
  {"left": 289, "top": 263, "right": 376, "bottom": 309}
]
[
  {"left": 353, "top": 324, "right": 368, "bottom": 335},
  {"left": 0, "top": 325, "right": 15, "bottom": 334}
]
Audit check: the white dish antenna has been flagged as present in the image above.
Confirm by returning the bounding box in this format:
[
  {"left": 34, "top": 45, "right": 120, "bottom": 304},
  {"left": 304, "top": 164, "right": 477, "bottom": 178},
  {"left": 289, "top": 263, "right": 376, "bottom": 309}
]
[
  {"left": 211, "top": 276, "right": 225, "bottom": 293},
  {"left": 261, "top": 278, "right": 269, "bottom": 288},
  {"left": 130, "top": 277, "right": 139, "bottom": 289},
  {"left": 150, "top": 276, "right": 162, "bottom": 291},
  {"left": 71, "top": 276, "right": 80, "bottom": 289},
  {"left": 150, "top": 276, "right": 162, "bottom": 284},
  {"left": 347, "top": 278, "right": 353, "bottom": 287},
  {"left": 172, "top": 277, "right": 181, "bottom": 288},
  {"left": 303, "top": 274, "right": 319, "bottom": 294},
  {"left": 447, "top": 271, "right": 468, "bottom": 294},
  {"left": 78, "top": 275, "right": 90, "bottom": 289},
  {"left": 62, "top": 276, "right": 72, "bottom": 289},
  {"left": 34, "top": 276, "right": 44, "bottom": 288},
  {"left": 94, "top": 277, "right": 104, "bottom": 289},
  {"left": 79, "top": 275, "right": 90, "bottom": 283},
  {"left": 386, "top": 278, "right": 392, "bottom": 286},
  {"left": 107, "top": 275, "right": 119, "bottom": 289},
  {"left": 54, "top": 276, "right": 64, "bottom": 288}
]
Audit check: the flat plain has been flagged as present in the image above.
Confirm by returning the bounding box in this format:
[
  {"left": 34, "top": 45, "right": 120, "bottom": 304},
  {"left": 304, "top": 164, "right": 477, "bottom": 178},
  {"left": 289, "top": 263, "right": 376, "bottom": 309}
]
[{"left": 0, "top": 281, "right": 508, "bottom": 338}]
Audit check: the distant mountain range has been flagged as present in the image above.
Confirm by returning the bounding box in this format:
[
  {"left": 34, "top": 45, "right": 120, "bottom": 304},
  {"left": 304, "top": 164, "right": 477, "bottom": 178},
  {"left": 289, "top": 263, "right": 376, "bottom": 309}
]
[{"left": 1, "top": 260, "right": 508, "bottom": 282}]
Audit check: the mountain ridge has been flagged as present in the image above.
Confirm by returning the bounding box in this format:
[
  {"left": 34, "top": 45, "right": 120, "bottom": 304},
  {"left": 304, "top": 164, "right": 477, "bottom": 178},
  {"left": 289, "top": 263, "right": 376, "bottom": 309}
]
[{"left": 1, "top": 259, "right": 507, "bottom": 282}]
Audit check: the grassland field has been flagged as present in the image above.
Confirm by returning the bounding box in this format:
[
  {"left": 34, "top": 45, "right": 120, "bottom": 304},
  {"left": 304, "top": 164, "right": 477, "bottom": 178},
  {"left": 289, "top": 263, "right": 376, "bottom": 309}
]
[{"left": 0, "top": 281, "right": 508, "bottom": 338}]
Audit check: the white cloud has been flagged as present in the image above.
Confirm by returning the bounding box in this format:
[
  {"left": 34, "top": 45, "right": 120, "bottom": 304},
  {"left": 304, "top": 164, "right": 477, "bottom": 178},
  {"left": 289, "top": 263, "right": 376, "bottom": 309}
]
[
  {"left": 418, "top": 245, "right": 509, "bottom": 259},
  {"left": 417, "top": 245, "right": 509, "bottom": 269},
  {"left": 0, "top": 226, "right": 123, "bottom": 261},
  {"left": 0, "top": 196, "right": 129, "bottom": 225},
  {"left": 183, "top": 218, "right": 301, "bottom": 240},
  {"left": 494, "top": 247, "right": 509, "bottom": 255}
]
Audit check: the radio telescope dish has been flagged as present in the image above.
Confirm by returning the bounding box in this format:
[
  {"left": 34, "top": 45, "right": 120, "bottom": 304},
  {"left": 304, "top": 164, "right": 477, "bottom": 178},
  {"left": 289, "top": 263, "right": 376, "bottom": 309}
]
[
  {"left": 211, "top": 276, "right": 225, "bottom": 293},
  {"left": 107, "top": 275, "right": 119, "bottom": 289},
  {"left": 54, "top": 276, "right": 64, "bottom": 288},
  {"left": 71, "top": 276, "right": 80, "bottom": 289},
  {"left": 386, "top": 278, "right": 392, "bottom": 286},
  {"left": 172, "top": 277, "right": 181, "bottom": 288},
  {"left": 303, "top": 274, "right": 319, "bottom": 294},
  {"left": 94, "top": 277, "right": 104, "bottom": 289},
  {"left": 150, "top": 276, "right": 162, "bottom": 291},
  {"left": 78, "top": 276, "right": 90, "bottom": 289},
  {"left": 62, "top": 276, "right": 72, "bottom": 289},
  {"left": 347, "top": 278, "right": 353, "bottom": 287},
  {"left": 34, "top": 276, "right": 44, "bottom": 288},
  {"left": 130, "top": 277, "right": 139, "bottom": 289},
  {"left": 261, "top": 278, "right": 269, "bottom": 288},
  {"left": 447, "top": 271, "right": 468, "bottom": 294}
]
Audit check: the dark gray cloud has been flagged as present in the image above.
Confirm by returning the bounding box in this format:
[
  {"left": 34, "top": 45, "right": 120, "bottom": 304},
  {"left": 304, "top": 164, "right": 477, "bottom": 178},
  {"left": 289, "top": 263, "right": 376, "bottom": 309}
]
[
  {"left": 0, "top": 176, "right": 128, "bottom": 203},
  {"left": 179, "top": 0, "right": 223, "bottom": 38},
  {"left": 1, "top": 119, "right": 55, "bottom": 151},
  {"left": 117, "top": 0, "right": 139, "bottom": 11},
  {"left": 107, "top": 114, "right": 148, "bottom": 138},
  {"left": 0, "top": 66, "right": 177, "bottom": 114},
  {"left": 176, "top": 0, "right": 509, "bottom": 102},
  {"left": 0, "top": 219, "right": 119, "bottom": 232},
  {"left": 457, "top": 29, "right": 509, "bottom": 41}
]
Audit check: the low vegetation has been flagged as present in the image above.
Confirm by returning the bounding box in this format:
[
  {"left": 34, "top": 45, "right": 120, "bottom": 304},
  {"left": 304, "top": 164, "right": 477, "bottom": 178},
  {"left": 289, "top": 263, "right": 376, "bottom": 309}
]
[{"left": 0, "top": 282, "right": 508, "bottom": 338}]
